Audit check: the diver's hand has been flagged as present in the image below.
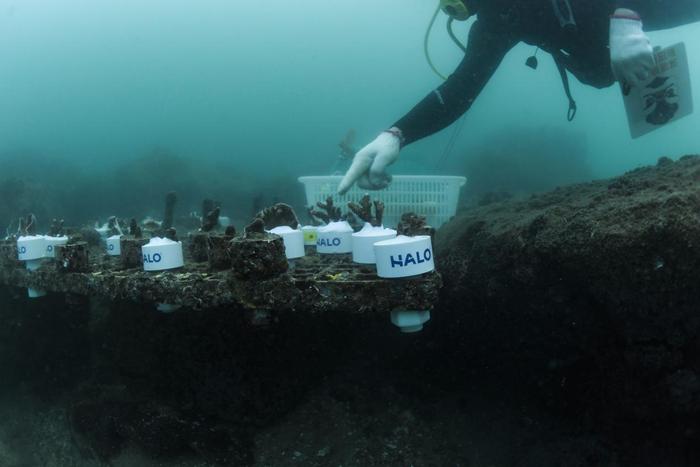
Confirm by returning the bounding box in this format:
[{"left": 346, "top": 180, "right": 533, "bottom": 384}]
[
  {"left": 610, "top": 8, "right": 655, "bottom": 87},
  {"left": 337, "top": 128, "right": 402, "bottom": 195}
]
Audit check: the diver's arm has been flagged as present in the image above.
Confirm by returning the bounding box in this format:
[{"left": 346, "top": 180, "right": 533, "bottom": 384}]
[{"left": 393, "top": 19, "right": 517, "bottom": 146}]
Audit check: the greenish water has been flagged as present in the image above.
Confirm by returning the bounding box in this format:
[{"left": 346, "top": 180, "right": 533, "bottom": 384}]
[
  {"left": 1, "top": 1, "right": 698, "bottom": 183},
  {"left": 1, "top": 2, "right": 700, "bottom": 466}
]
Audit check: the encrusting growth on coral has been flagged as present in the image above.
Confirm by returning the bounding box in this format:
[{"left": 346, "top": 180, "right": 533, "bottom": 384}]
[
  {"left": 255, "top": 203, "right": 299, "bottom": 230},
  {"left": 200, "top": 199, "right": 220, "bottom": 233},
  {"left": 396, "top": 212, "right": 435, "bottom": 239},
  {"left": 164, "top": 228, "right": 178, "bottom": 242},
  {"left": 162, "top": 192, "right": 177, "bottom": 232},
  {"left": 243, "top": 218, "right": 266, "bottom": 239},
  {"left": 348, "top": 195, "right": 385, "bottom": 227},
  {"left": 224, "top": 225, "right": 237, "bottom": 237},
  {"left": 48, "top": 218, "right": 65, "bottom": 237},
  {"left": 129, "top": 218, "right": 142, "bottom": 238}
]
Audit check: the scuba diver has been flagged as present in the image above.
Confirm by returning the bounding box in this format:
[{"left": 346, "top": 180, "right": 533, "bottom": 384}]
[{"left": 338, "top": 0, "right": 700, "bottom": 195}]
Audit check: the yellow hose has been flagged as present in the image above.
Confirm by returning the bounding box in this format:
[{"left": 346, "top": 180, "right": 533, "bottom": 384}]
[
  {"left": 447, "top": 17, "right": 467, "bottom": 53},
  {"left": 424, "top": 4, "right": 448, "bottom": 80},
  {"left": 424, "top": 7, "right": 468, "bottom": 80}
]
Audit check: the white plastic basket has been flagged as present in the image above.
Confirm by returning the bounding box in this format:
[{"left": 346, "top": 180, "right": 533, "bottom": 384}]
[{"left": 298, "top": 175, "right": 467, "bottom": 229}]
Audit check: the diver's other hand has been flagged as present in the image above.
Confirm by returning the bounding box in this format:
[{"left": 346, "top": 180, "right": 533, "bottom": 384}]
[
  {"left": 610, "top": 8, "right": 655, "bottom": 87},
  {"left": 337, "top": 128, "right": 402, "bottom": 195}
]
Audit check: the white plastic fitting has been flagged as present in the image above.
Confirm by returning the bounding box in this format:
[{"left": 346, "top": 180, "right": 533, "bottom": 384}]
[
  {"left": 351, "top": 223, "right": 397, "bottom": 264},
  {"left": 17, "top": 235, "right": 48, "bottom": 298},
  {"left": 316, "top": 221, "right": 353, "bottom": 254},
  {"left": 268, "top": 226, "right": 305, "bottom": 259},
  {"left": 17, "top": 235, "right": 46, "bottom": 262},
  {"left": 106, "top": 235, "right": 122, "bottom": 256},
  {"left": 374, "top": 235, "right": 435, "bottom": 278},
  {"left": 391, "top": 310, "right": 431, "bottom": 333},
  {"left": 157, "top": 303, "right": 182, "bottom": 313},
  {"left": 142, "top": 237, "right": 184, "bottom": 272}
]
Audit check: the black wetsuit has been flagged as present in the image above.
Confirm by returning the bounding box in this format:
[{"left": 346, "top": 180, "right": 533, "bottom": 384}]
[{"left": 394, "top": 0, "right": 700, "bottom": 145}]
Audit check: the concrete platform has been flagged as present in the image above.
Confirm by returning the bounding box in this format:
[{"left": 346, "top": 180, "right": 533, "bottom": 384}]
[{"left": 0, "top": 246, "right": 441, "bottom": 314}]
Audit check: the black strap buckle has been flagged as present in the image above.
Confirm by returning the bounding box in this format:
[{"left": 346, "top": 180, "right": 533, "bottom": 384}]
[{"left": 553, "top": 52, "right": 578, "bottom": 122}]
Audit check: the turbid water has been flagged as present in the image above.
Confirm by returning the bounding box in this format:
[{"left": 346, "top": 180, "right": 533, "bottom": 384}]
[{"left": 2, "top": 1, "right": 700, "bottom": 466}]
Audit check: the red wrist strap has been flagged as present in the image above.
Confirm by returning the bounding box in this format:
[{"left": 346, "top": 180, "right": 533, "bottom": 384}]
[
  {"left": 384, "top": 128, "right": 405, "bottom": 147},
  {"left": 611, "top": 12, "right": 641, "bottom": 21}
]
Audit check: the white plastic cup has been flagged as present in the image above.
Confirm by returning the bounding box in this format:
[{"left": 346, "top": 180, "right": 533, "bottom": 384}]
[
  {"left": 157, "top": 303, "right": 181, "bottom": 313},
  {"left": 17, "top": 236, "right": 48, "bottom": 298},
  {"left": 374, "top": 235, "right": 435, "bottom": 278},
  {"left": 106, "top": 235, "right": 122, "bottom": 256},
  {"left": 268, "top": 226, "right": 305, "bottom": 259},
  {"left": 301, "top": 225, "right": 318, "bottom": 246},
  {"left": 26, "top": 257, "right": 47, "bottom": 297},
  {"left": 316, "top": 221, "right": 353, "bottom": 254},
  {"left": 27, "top": 287, "right": 47, "bottom": 298},
  {"left": 352, "top": 223, "right": 397, "bottom": 264},
  {"left": 391, "top": 310, "right": 431, "bottom": 333},
  {"left": 142, "top": 237, "right": 184, "bottom": 271},
  {"left": 44, "top": 235, "right": 68, "bottom": 258},
  {"left": 17, "top": 235, "right": 46, "bottom": 261}
]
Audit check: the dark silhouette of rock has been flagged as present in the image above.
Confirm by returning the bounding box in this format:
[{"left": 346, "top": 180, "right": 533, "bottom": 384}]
[{"left": 435, "top": 155, "right": 700, "bottom": 429}]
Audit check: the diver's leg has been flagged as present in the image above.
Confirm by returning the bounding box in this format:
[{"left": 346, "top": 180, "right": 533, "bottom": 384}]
[{"left": 621, "top": 0, "right": 700, "bottom": 30}]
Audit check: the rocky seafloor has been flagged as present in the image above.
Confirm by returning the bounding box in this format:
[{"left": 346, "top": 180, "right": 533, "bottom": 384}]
[{"left": 2, "top": 155, "right": 700, "bottom": 466}]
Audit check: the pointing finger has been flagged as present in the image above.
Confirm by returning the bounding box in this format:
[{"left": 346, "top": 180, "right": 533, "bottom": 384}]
[{"left": 338, "top": 151, "right": 372, "bottom": 195}]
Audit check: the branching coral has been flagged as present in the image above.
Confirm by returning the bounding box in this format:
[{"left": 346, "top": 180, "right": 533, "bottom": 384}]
[
  {"left": 348, "top": 195, "right": 385, "bottom": 227},
  {"left": 107, "top": 216, "right": 124, "bottom": 237},
  {"left": 18, "top": 213, "right": 37, "bottom": 236},
  {"left": 309, "top": 197, "right": 342, "bottom": 224},
  {"left": 306, "top": 207, "right": 323, "bottom": 226},
  {"left": 397, "top": 212, "right": 435, "bottom": 238}
]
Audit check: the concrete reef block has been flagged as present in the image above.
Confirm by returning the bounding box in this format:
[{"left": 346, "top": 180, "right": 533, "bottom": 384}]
[
  {"left": 0, "top": 240, "right": 21, "bottom": 267},
  {"left": 54, "top": 242, "right": 90, "bottom": 273},
  {"left": 120, "top": 237, "right": 149, "bottom": 269},
  {"left": 189, "top": 232, "right": 209, "bottom": 262},
  {"left": 229, "top": 235, "right": 288, "bottom": 280},
  {"left": 436, "top": 154, "right": 700, "bottom": 422},
  {"left": 208, "top": 234, "right": 234, "bottom": 271}
]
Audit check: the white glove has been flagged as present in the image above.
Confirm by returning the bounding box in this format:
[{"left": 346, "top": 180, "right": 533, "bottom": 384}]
[
  {"left": 337, "top": 129, "right": 402, "bottom": 195},
  {"left": 610, "top": 8, "right": 655, "bottom": 87}
]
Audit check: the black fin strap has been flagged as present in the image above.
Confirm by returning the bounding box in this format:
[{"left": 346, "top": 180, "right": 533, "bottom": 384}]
[{"left": 553, "top": 52, "right": 577, "bottom": 121}]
